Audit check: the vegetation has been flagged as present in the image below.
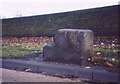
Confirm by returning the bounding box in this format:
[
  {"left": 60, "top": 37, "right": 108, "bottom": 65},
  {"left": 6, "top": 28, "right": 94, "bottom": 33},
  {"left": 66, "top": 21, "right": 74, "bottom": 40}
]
[
  {"left": 1, "top": 46, "right": 33, "bottom": 58},
  {"left": 91, "top": 39, "right": 119, "bottom": 72},
  {"left": 2, "top": 5, "right": 118, "bottom": 37},
  {"left": 93, "top": 46, "right": 118, "bottom": 56},
  {"left": 1, "top": 37, "right": 51, "bottom": 58},
  {"left": 1, "top": 36, "right": 119, "bottom": 72},
  {"left": 1, "top": 44, "right": 44, "bottom": 58}
]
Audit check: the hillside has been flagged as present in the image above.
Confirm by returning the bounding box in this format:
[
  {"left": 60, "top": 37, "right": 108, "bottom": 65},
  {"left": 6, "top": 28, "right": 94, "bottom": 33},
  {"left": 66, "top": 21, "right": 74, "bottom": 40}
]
[{"left": 2, "top": 5, "right": 119, "bottom": 37}]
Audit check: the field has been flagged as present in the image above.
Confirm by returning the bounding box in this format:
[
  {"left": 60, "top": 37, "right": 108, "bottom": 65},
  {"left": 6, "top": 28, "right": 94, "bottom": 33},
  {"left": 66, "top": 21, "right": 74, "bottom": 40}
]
[{"left": 1, "top": 36, "right": 120, "bottom": 72}]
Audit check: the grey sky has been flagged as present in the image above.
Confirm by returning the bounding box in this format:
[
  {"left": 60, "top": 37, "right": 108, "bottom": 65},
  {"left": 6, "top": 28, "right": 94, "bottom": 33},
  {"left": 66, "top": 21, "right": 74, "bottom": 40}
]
[{"left": 0, "top": 0, "right": 118, "bottom": 18}]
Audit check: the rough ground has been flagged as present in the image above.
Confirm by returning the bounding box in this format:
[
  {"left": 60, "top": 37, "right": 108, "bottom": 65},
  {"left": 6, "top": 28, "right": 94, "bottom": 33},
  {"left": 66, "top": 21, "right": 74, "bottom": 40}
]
[
  {"left": 1, "top": 68, "right": 84, "bottom": 82},
  {"left": 1, "top": 36, "right": 119, "bottom": 72}
]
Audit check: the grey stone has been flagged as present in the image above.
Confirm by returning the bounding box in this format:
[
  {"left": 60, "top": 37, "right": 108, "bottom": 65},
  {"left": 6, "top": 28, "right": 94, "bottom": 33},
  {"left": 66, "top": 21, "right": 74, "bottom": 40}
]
[
  {"left": 93, "top": 69, "right": 119, "bottom": 82},
  {"left": 43, "top": 29, "right": 94, "bottom": 66},
  {"left": 43, "top": 44, "right": 56, "bottom": 60}
]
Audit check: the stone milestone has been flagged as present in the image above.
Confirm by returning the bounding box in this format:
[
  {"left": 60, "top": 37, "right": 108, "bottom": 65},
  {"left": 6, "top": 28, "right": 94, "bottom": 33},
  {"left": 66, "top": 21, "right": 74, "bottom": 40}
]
[{"left": 43, "top": 29, "right": 94, "bottom": 66}]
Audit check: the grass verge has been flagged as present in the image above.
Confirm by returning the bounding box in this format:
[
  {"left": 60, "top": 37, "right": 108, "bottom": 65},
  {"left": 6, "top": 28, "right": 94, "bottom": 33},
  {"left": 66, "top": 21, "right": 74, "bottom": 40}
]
[{"left": 0, "top": 44, "right": 45, "bottom": 58}]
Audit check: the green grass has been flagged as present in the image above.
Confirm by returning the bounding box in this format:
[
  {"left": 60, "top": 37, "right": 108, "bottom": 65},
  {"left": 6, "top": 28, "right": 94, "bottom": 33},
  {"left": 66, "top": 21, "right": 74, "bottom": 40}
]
[
  {"left": 0, "top": 44, "right": 45, "bottom": 58},
  {"left": 0, "top": 44, "right": 119, "bottom": 58},
  {"left": 93, "top": 47, "right": 118, "bottom": 56},
  {"left": 92, "top": 47, "right": 119, "bottom": 71}
]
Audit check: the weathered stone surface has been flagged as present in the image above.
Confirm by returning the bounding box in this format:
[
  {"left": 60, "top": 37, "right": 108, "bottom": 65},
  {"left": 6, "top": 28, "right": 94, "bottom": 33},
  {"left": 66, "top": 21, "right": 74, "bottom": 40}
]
[
  {"left": 43, "top": 29, "right": 94, "bottom": 66},
  {"left": 54, "top": 29, "right": 93, "bottom": 51},
  {"left": 43, "top": 44, "right": 56, "bottom": 60}
]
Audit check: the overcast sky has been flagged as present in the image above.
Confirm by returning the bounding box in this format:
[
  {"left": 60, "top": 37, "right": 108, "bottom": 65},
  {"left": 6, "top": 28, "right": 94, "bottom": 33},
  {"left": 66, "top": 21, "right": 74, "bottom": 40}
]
[{"left": 0, "top": 0, "right": 119, "bottom": 18}]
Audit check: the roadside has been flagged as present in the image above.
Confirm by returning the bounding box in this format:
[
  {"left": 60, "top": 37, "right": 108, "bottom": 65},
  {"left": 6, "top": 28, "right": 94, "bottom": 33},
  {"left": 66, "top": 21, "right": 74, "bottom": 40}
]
[{"left": 1, "top": 68, "right": 83, "bottom": 82}]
